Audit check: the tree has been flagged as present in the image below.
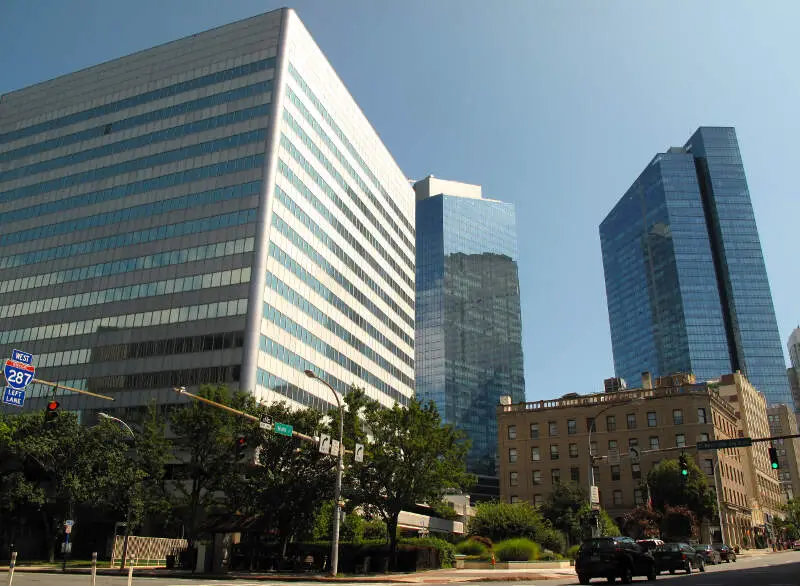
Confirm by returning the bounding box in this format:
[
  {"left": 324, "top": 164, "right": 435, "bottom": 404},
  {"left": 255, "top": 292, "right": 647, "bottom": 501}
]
[
  {"left": 646, "top": 456, "right": 715, "bottom": 519},
  {"left": 776, "top": 499, "right": 800, "bottom": 541},
  {"left": 347, "top": 394, "right": 474, "bottom": 567},
  {"left": 169, "top": 384, "right": 248, "bottom": 544},
  {"left": 622, "top": 506, "right": 661, "bottom": 539},
  {"left": 660, "top": 506, "right": 697, "bottom": 541},
  {"left": 540, "top": 482, "right": 620, "bottom": 545},
  {"left": 468, "top": 501, "right": 567, "bottom": 552},
  {"left": 237, "top": 402, "right": 334, "bottom": 559}
]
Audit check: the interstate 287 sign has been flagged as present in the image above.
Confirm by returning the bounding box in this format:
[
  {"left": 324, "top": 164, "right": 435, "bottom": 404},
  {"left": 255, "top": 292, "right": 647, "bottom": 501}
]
[{"left": 4, "top": 349, "right": 35, "bottom": 390}]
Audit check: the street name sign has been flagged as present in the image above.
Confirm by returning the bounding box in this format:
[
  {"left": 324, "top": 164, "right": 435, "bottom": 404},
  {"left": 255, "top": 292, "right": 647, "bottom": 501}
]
[
  {"left": 274, "top": 422, "right": 293, "bottom": 437},
  {"left": 2, "top": 387, "right": 25, "bottom": 407},
  {"left": 697, "top": 438, "right": 752, "bottom": 451}
]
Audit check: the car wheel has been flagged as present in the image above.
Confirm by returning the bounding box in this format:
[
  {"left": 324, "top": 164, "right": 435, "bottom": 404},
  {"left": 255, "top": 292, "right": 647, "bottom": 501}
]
[
  {"left": 685, "top": 560, "right": 692, "bottom": 574},
  {"left": 699, "top": 559, "right": 705, "bottom": 572},
  {"left": 647, "top": 566, "right": 657, "bottom": 581},
  {"left": 669, "top": 569, "right": 675, "bottom": 574},
  {"left": 620, "top": 565, "right": 633, "bottom": 584},
  {"left": 578, "top": 573, "right": 591, "bottom": 585}
]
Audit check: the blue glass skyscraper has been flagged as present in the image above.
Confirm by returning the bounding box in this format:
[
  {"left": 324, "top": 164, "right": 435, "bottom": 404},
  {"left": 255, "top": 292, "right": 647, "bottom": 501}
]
[
  {"left": 600, "top": 127, "right": 791, "bottom": 405},
  {"left": 415, "top": 177, "right": 525, "bottom": 477}
]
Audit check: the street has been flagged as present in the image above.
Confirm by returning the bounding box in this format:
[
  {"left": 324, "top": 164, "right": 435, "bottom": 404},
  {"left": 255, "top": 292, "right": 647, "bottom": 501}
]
[{"left": 7, "top": 551, "right": 800, "bottom": 586}]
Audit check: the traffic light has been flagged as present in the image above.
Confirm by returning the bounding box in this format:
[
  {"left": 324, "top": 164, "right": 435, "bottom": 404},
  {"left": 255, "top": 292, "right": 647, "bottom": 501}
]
[
  {"left": 769, "top": 447, "right": 780, "bottom": 470},
  {"left": 44, "top": 400, "right": 60, "bottom": 422},
  {"left": 679, "top": 454, "right": 689, "bottom": 477},
  {"left": 234, "top": 435, "right": 247, "bottom": 460}
]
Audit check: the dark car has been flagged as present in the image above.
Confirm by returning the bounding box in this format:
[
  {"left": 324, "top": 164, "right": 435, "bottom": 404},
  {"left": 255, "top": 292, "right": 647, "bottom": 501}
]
[
  {"left": 693, "top": 544, "right": 721, "bottom": 564},
  {"left": 712, "top": 543, "right": 737, "bottom": 562},
  {"left": 575, "top": 536, "right": 657, "bottom": 584},
  {"left": 653, "top": 542, "right": 705, "bottom": 574}
]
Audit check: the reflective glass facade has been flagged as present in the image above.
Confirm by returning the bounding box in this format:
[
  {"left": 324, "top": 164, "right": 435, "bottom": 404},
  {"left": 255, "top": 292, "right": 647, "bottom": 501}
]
[
  {"left": 0, "top": 9, "right": 415, "bottom": 416},
  {"left": 416, "top": 179, "right": 525, "bottom": 475},
  {"left": 601, "top": 127, "right": 790, "bottom": 405}
]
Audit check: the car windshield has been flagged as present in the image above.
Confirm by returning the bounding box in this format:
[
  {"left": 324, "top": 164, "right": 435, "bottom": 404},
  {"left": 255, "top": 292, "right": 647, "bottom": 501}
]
[
  {"left": 656, "top": 544, "right": 681, "bottom": 552},
  {"left": 694, "top": 545, "right": 709, "bottom": 551},
  {"left": 580, "top": 539, "right": 615, "bottom": 553}
]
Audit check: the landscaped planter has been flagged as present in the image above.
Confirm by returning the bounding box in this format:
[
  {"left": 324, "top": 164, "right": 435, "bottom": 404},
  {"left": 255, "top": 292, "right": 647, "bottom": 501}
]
[{"left": 463, "top": 560, "right": 571, "bottom": 570}]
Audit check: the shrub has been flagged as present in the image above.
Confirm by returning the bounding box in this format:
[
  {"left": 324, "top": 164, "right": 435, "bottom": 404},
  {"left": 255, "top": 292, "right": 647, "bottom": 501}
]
[
  {"left": 494, "top": 538, "right": 541, "bottom": 562},
  {"left": 536, "top": 527, "right": 567, "bottom": 554},
  {"left": 363, "top": 518, "right": 388, "bottom": 542},
  {"left": 455, "top": 539, "right": 487, "bottom": 556},
  {"left": 539, "top": 549, "right": 559, "bottom": 560},
  {"left": 567, "top": 544, "right": 581, "bottom": 560},
  {"left": 402, "top": 537, "right": 456, "bottom": 568}
]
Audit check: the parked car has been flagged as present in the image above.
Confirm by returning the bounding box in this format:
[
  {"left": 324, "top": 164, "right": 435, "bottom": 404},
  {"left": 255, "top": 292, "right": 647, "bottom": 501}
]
[
  {"left": 653, "top": 542, "right": 705, "bottom": 574},
  {"left": 712, "top": 543, "right": 737, "bottom": 562},
  {"left": 792, "top": 540, "right": 800, "bottom": 551},
  {"left": 637, "top": 539, "right": 665, "bottom": 552},
  {"left": 693, "top": 544, "right": 721, "bottom": 564},
  {"left": 575, "top": 536, "right": 657, "bottom": 584}
]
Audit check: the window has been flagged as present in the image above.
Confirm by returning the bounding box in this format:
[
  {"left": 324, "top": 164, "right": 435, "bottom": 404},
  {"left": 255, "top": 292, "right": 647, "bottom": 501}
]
[
  {"left": 551, "top": 469, "right": 561, "bottom": 484},
  {"left": 549, "top": 421, "right": 558, "bottom": 437},
  {"left": 550, "top": 444, "right": 560, "bottom": 460},
  {"left": 632, "top": 462, "right": 641, "bottom": 479},
  {"left": 611, "top": 465, "right": 621, "bottom": 481},
  {"left": 673, "top": 409, "right": 684, "bottom": 425},
  {"left": 571, "top": 467, "right": 580, "bottom": 482},
  {"left": 507, "top": 425, "right": 517, "bottom": 440},
  {"left": 530, "top": 423, "right": 540, "bottom": 439},
  {"left": 592, "top": 465, "right": 600, "bottom": 482},
  {"left": 697, "top": 408, "right": 707, "bottom": 424},
  {"left": 675, "top": 433, "right": 686, "bottom": 448},
  {"left": 613, "top": 490, "right": 623, "bottom": 505},
  {"left": 606, "top": 415, "right": 617, "bottom": 431},
  {"left": 703, "top": 459, "right": 714, "bottom": 475},
  {"left": 698, "top": 433, "right": 709, "bottom": 443},
  {"left": 628, "top": 437, "right": 639, "bottom": 448},
  {"left": 586, "top": 417, "right": 596, "bottom": 432},
  {"left": 649, "top": 436, "right": 660, "bottom": 450},
  {"left": 569, "top": 443, "right": 579, "bottom": 458},
  {"left": 531, "top": 447, "right": 541, "bottom": 461},
  {"left": 568, "top": 419, "right": 577, "bottom": 435},
  {"left": 510, "top": 495, "right": 521, "bottom": 504},
  {"left": 508, "top": 448, "right": 518, "bottom": 463},
  {"left": 533, "top": 494, "right": 543, "bottom": 507},
  {"left": 634, "top": 488, "right": 644, "bottom": 504},
  {"left": 509, "top": 471, "right": 519, "bottom": 486},
  {"left": 627, "top": 413, "right": 637, "bottom": 429},
  {"left": 533, "top": 470, "right": 542, "bottom": 485},
  {"left": 608, "top": 439, "right": 618, "bottom": 450},
  {"left": 647, "top": 411, "right": 657, "bottom": 427},
  {"left": 590, "top": 441, "right": 598, "bottom": 455}
]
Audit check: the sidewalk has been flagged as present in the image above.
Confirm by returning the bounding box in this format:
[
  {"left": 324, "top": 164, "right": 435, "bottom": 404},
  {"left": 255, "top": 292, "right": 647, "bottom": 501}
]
[{"left": 2, "top": 566, "right": 576, "bottom": 582}]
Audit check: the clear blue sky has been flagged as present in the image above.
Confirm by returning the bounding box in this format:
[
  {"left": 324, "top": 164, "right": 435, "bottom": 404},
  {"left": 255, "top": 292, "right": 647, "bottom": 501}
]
[{"left": 2, "top": 1, "right": 799, "bottom": 401}]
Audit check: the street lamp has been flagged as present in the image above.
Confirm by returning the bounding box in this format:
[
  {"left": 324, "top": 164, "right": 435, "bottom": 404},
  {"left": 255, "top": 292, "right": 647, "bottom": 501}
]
[
  {"left": 304, "top": 369, "right": 344, "bottom": 577},
  {"left": 587, "top": 397, "right": 643, "bottom": 536},
  {"left": 98, "top": 412, "right": 136, "bottom": 570}
]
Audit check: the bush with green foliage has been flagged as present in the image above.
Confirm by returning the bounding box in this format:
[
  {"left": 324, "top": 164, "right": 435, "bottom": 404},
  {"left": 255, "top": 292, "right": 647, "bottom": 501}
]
[
  {"left": 494, "top": 538, "right": 541, "bottom": 561},
  {"left": 363, "top": 517, "right": 389, "bottom": 541},
  {"left": 567, "top": 544, "right": 581, "bottom": 560},
  {"left": 402, "top": 536, "right": 456, "bottom": 568},
  {"left": 468, "top": 535, "right": 494, "bottom": 550},
  {"left": 455, "top": 539, "right": 487, "bottom": 556}
]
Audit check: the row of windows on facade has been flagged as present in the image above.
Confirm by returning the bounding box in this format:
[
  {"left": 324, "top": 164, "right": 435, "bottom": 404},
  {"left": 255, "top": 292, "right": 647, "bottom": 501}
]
[
  {"left": 512, "top": 432, "right": 711, "bottom": 463},
  {"left": 0, "top": 236, "right": 254, "bottom": 295},
  {"left": 509, "top": 489, "right": 646, "bottom": 507},
  {"left": 506, "top": 408, "right": 710, "bottom": 440},
  {"left": 0, "top": 154, "right": 263, "bottom": 236}
]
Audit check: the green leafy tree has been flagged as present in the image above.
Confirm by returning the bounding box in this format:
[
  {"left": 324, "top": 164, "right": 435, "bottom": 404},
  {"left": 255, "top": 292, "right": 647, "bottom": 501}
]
[
  {"left": 169, "top": 384, "right": 248, "bottom": 544},
  {"left": 236, "top": 402, "right": 334, "bottom": 558},
  {"left": 347, "top": 393, "right": 474, "bottom": 567},
  {"left": 646, "top": 456, "right": 715, "bottom": 519},
  {"left": 540, "top": 482, "right": 619, "bottom": 544}
]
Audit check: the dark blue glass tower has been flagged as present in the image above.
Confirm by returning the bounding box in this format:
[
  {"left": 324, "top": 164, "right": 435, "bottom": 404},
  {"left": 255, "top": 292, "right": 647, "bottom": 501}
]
[
  {"left": 415, "top": 177, "right": 525, "bottom": 477},
  {"left": 600, "top": 127, "right": 791, "bottom": 405}
]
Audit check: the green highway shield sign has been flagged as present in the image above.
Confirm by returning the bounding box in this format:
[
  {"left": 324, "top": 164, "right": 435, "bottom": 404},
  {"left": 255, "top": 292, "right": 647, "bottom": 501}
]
[
  {"left": 697, "top": 437, "right": 752, "bottom": 451},
  {"left": 274, "top": 422, "right": 293, "bottom": 437}
]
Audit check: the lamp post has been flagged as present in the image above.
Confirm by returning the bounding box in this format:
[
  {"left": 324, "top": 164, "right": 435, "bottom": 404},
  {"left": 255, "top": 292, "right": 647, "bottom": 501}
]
[
  {"left": 98, "top": 413, "right": 136, "bottom": 570},
  {"left": 304, "top": 370, "right": 344, "bottom": 577},
  {"left": 587, "top": 397, "right": 643, "bottom": 537}
]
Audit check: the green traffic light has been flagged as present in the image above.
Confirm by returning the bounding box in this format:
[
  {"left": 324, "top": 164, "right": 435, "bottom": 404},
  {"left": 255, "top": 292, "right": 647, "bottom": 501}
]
[
  {"left": 681, "top": 469, "right": 688, "bottom": 476},
  {"left": 772, "top": 462, "right": 779, "bottom": 469}
]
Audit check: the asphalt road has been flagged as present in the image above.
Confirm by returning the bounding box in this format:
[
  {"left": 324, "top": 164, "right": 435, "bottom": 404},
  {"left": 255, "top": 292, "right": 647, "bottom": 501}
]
[{"left": 7, "top": 551, "right": 800, "bottom": 585}]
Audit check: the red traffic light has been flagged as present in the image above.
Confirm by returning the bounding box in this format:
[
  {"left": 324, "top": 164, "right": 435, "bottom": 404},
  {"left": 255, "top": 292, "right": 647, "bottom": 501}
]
[
  {"left": 237, "top": 437, "right": 246, "bottom": 446},
  {"left": 47, "top": 400, "right": 60, "bottom": 412}
]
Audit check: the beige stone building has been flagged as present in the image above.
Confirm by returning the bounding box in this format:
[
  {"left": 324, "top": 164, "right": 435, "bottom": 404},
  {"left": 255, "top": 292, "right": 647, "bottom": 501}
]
[
  {"left": 497, "top": 373, "right": 752, "bottom": 545},
  {"left": 716, "top": 373, "right": 784, "bottom": 538},
  {"left": 767, "top": 403, "right": 800, "bottom": 501}
]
